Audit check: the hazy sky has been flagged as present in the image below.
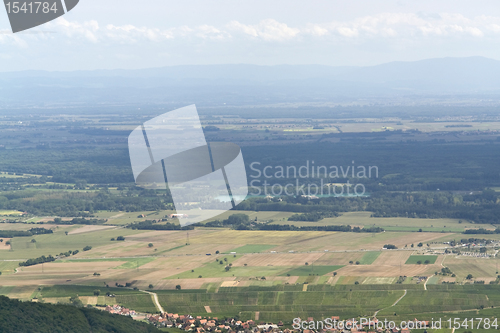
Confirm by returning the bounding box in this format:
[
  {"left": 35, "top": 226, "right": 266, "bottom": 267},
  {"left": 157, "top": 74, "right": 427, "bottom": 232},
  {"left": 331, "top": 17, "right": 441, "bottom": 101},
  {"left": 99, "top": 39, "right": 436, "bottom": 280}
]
[{"left": 1, "top": 0, "right": 500, "bottom": 71}]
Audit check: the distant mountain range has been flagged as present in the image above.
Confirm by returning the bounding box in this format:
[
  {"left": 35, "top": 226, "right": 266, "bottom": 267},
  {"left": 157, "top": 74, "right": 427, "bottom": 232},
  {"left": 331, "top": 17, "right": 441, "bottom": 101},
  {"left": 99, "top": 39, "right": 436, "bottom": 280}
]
[{"left": 1, "top": 56, "right": 500, "bottom": 109}]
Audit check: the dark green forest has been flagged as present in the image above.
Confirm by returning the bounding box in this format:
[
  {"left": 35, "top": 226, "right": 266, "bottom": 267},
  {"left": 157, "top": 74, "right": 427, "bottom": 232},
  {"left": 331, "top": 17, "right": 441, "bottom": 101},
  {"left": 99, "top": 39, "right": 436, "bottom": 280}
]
[
  {"left": 0, "top": 296, "right": 160, "bottom": 333},
  {"left": 2, "top": 126, "right": 500, "bottom": 224}
]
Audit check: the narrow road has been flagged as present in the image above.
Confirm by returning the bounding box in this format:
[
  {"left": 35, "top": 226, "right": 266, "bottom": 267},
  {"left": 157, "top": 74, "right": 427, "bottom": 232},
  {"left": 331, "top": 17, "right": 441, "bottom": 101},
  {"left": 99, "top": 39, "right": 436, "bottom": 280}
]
[
  {"left": 374, "top": 289, "right": 407, "bottom": 318},
  {"left": 392, "top": 289, "right": 407, "bottom": 306},
  {"left": 424, "top": 277, "right": 428, "bottom": 291},
  {"left": 141, "top": 290, "right": 164, "bottom": 314}
]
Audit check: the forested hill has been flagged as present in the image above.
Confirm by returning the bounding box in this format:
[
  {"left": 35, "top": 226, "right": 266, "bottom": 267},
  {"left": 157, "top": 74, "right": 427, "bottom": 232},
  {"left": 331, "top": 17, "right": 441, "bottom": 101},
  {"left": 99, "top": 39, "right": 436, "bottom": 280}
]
[{"left": 0, "top": 296, "right": 160, "bottom": 333}]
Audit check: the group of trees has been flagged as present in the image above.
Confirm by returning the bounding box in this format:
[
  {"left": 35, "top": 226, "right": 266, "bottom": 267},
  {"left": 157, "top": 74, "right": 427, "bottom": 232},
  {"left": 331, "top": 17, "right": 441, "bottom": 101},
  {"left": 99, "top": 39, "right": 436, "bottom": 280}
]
[
  {"left": 18, "top": 255, "right": 55, "bottom": 267},
  {"left": 53, "top": 217, "right": 106, "bottom": 225},
  {"left": 203, "top": 213, "right": 384, "bottom": 233},
  {"left": 128, "top": 221, "right": 193, "bottom": 231},
  {"left": 0, "top": 227, "right": 52, "bottom": 238},
  {"left": 288, "top": 211, "right": 338, "bottom": 222}
]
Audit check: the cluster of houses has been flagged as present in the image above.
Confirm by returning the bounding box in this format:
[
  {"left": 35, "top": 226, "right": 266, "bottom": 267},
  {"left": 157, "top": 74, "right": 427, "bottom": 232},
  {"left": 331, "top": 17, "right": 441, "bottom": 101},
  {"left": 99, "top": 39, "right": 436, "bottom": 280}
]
[
  {"left": 104, "top": 304, "right": 136, "bottom": 317},
  {"left": 144, "top": 313, "right": 425, "bottom": 333},
  {"left": 146, "top": 313, "right": 283, "bottom": 332},
  {"left": 102, "top": 304, "right": 429, "bottom": 333}
]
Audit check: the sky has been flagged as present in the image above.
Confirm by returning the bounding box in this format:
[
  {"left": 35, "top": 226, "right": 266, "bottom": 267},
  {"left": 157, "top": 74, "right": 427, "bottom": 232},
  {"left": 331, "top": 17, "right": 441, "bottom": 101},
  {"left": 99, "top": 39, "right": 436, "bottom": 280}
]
[{"left": 1, "top": 0, "right": 500, "bottom": 71}]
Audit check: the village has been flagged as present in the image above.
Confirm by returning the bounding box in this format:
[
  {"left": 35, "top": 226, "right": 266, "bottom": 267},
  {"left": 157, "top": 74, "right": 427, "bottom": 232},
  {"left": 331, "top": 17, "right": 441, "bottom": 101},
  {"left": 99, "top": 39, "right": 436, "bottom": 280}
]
[{"left": 103, "top": 305, "right": 428, "bottom": 333}]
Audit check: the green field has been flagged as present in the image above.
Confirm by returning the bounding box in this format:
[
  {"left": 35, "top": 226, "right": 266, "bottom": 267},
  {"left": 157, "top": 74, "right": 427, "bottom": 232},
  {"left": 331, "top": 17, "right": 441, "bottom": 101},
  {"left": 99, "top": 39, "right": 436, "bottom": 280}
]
[
  {"left": 228, "top": 244, "right": 276, "bottom": 253},
  {"left": 272, "top": 211, "right": 494, "bottom": 233},
  {"left": 167, "top": 263, "right": 289, "bottom": 279},
  {"left": 281, "top": 265, "right": 344, "bottom": 276},
  {"left": 378, "top": 285, "right": 500, "bottom": 320},
  {"left": 359, "top": 251, "right": 381, "bottom": 265},
  {"left": 0, "top": 261, "right": 20, "bottom": 275},
  {"left": 115, "top": 257, "right": 156, "bottom": 269},
  {"left": 154, "top": 285, "right": 410, "bottom": 321},
  {"left": 40, "top": 285, "right": 144, "bottom": 297},
  {"left": 115, "top": 294, "right": 157, "bottom": 313},
  {"left": 3, "top": 227, "right": 144, "bottom": 260},
  {"left": 405, "top": 255, "right": 438, "bottom": 264}
]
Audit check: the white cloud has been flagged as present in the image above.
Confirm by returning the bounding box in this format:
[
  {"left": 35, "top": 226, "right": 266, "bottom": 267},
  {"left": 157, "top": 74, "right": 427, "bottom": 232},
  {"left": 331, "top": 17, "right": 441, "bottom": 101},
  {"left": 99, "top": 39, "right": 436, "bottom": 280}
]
[
  {"left": 2, "top": 12, "right": 500, "bottom": 48},
  {"left": 228, "top": 19, "right": 300, "bottom": 41}
]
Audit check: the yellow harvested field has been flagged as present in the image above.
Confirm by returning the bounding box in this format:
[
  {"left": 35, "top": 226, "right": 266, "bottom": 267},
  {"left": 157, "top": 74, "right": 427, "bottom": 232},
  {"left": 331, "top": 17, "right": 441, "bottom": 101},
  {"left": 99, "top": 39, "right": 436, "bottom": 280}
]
[
  {"left": 372, "top": 251, "right": 411, "bottom": 265},
  {"left": 79, "top": 296, "right": 98, "bottom": 305},
  {"left": 221, "top": 281, "right": 240, "bottom": 287}
]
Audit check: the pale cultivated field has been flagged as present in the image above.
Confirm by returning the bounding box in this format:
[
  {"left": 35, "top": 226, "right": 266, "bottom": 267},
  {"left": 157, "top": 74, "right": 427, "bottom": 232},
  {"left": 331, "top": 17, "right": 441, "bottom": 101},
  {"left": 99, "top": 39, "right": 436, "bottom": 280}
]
[
  {"left": 314, "top": 252, "right": 365, "bottom": 265},
  {"left": 363, "top": 277, "right": 396, "bottom": 284},
  {"left": 68, "top": 225, "right": 117, "bottom": 235},
  {"left": 372, "top": 251, "right": 412, "bottom": 266},
  {"left": 79, "top": 296, "right": 98, "bottom": 305},
  {"left": 445, "top": 256, "right": 500, "bottom": 279},
  {"left": 43, "top": 297, "right": 70, "bottom": 304},
  {"left": 333, "top": 252, "right": 443, "bottom": 277},
  {"left": 221, "top": 281, "right": 239, "bottom": 287},
  {"left": 18, "top": 261, "right": 124, "bottom": 274},
  {"left": 337, "top": 263, "right": 436, "bottom": 277},
  {"left": 189, "top": 230, "right": 328, "bottom": 246},
  {"left": 0, "top": 238, "right": 11, "bottom": 250},
  {"left": 232, "top": 253, "right": 324, "bottom": 267}
]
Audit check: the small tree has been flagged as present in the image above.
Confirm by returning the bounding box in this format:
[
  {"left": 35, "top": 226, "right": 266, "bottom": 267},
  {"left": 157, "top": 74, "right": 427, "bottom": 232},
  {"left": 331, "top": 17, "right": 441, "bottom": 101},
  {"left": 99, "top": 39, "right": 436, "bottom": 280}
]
[
  {"left": 83, "top": 246, "right": 92, "bottom": 251},
  {"left": 149, "top": 284, "right": 154, "bottom": 289},
  {"left": 93, "top": 289, "right": 100, "bottom": 296},
  {"left": 70, "top": 296, "right": 83, "bottom": 308},
  {"left": 305, "top": 262, "right": 309, "bottom": 266},
  {"left": 148, "top": 243, "right": 154, "bottom": 248},
  {"left": 355, "top": 261, "right": 360, "bottom": 265},
  {"left": 176, "top": 284, "right": 181, "bottom": 290},
  {"left": 466, "top": 274, "right": 473, "bottom": 280},
  {"left": 31, "top": 239, "right": 36, "bottom": 243},
  {"left": 333, "top": 272, "right": 337, "bottom": 276},
  {"left": 116, "top": 236, "right": 125, "bottom": 241},
  {"left": 215, "top": 250, "right": 220, "bottom": 254},
  {"left": 424, "top": 260, "right": 430, "bottom": 264}
]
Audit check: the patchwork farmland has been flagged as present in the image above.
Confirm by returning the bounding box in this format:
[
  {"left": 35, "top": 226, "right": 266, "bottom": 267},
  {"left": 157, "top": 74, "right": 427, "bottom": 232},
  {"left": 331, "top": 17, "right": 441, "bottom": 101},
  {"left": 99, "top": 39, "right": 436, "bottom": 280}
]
[{"left": 0, "top": 213, "right": 499, "bottom": 324}]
